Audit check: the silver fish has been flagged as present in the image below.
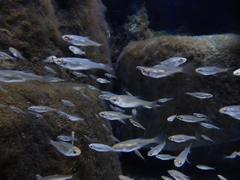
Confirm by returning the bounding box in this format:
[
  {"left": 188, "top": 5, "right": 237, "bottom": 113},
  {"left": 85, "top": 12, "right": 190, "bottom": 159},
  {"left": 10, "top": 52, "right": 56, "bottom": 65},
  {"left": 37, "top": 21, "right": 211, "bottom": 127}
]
[
  {"left": 195, "top": 66, "right": 228, "bottom": 76},
  {"left": 53, "top": 57, "right": 113, "bottom": 73},
  {"left": 168, "top": 169, "right": 190, "bottom": 180},
  {"left": 36, "top": 174, "right": 73, "bottom": 180},
  {"left": 109, "top": 95, "right": 166, "bottom": 109},
  {"left": 89, "top": 143, "right": 113, "bottom": 152},
  {"left": 196, "top": 164, "right": 215, "bottom": 170},
  {"left": 0, "top": 70, "right": 42, "bottom": 83},
  {"left": 219, "top": 105, "right": 240, "bottom": 120},
  {"left": 28, "top": 106, "right": 56, "bottom": 113},
  {"left": 200, "top": 122, "right": 220, "bottom": 130},
  {"left": 118, "top": 175, "right": 134, "bottom": 180},
  {"left": 62, "top": 34, "right": 101, "bottom": 47},
  {"left": 129, "top": 119, "right": 146, "bottom": 130},
  {"left": 225, "top": 151, "right": 240, "bottom": 159},
  {"left": 96, "top": 78, "right": 111, "bottom": 84},
  {"left": 0, "top": 51, "right": 14, "bottom": 61},
  {"left": 154, "top": 57, "right": 187, "bottom": 67},
  {"left": 112, "top": 137, "right": 160, "bottom": 152},
  {"left": 168, "top": 135, "right": 196, "bottom": 143},
  {"left": 9, "top": 47, "right": 26, "bottom": 60},
  {"left": 61, "top": 99, "right": 75, "bottom": 107},
  {"left": 176, "top": 115, "right": 208, "bottom": 123},
  {"left": 104, "top": 73, "right": 117, "bottom": 79},
  {"left": 50, "top": 140, "right": 81, "bottom": 157},
  {"left": 156, "top": 154, "right": 176, "bottom": 160},
  {"left": 56, "top": 110, "right": 84, "bottom": 122},
  {"left": 233, "top": 68, "right": 240, "bottom": 76},
  {"left": 174, "top": 144, "right": 191, "bottom": 167},
  {"left": 99, "top": 111, "right": 130, "bottom": 124},
  {"left": 44, "top": 66, "right": 58, "bottom": 75},
  {"left": 161, "top": 176, "right": 173, "bottom": 180},
  {"left": 186, "top": 92, "right": 213, "bottom": 99},
  {"left": 167, "top": 114, "right": 177, "bottom": 122},
  {"left": 72, "top": 71, "right": 88, "bottom": 78},
  {"left": 217, "top": 174, "right": 228, "bottom": 180},
  {"left": 147, "top": 141, "right": 166, "bottom": 156},
  {"left": 57, "top": 135, "right": 77, "bottom": 142},
  {"left": 68, "top": 45, "right": 85, "bottom": 55},
  {"left": 201, "top": 135, "right": 214, "bottom": 142}
]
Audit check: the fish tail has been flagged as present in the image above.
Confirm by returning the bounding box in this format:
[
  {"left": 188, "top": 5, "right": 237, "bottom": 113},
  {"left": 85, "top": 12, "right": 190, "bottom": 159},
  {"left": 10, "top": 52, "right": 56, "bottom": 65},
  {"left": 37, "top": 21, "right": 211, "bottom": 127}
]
[{"left": 102, "top": 64, "right": 114, "bottom": 73}]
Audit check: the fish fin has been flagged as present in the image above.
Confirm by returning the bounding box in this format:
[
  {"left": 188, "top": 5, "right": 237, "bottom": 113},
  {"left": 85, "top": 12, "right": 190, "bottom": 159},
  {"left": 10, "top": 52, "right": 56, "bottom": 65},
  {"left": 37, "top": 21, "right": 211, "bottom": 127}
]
[
  {"left": 134, "top": 150, "right": 145, "bottom": 160},
  {"left": 131, "top": 109, "right": 137, "bottom": 118},
  {"left": 186, "top": 158, "right": 191, "bottom": 164},
  {"left": 144, "top": 105, "right": 154, "bottom": 109},
  {"left": 124, "top": 90, "right": 134, "bottom": 96},
  {"left": 119, "top": 119, "right": 126, "bottom": 124},
  {"left": 35, "top": 174, "right": 42, "bottom": 180},
  {"left": 103, "top": 64, "right": 114, "bottom": 73}
]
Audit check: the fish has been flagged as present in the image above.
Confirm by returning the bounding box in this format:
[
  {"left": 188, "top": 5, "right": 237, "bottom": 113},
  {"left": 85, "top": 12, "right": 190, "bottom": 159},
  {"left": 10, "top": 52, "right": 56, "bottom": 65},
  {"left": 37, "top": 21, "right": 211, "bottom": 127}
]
[
  {"left": 112, "top": 137, "right": 160, "bottom": 152},
  {"left": 53, "top": 57, "right": 113, "bottom": 73},
  {"left": 195, "top": 66, "right": 228, "bottom": 76},
  {"left": 56, "top": 110, "right": 84, "bottom": 122},
  {"left": 174, "top": 144, "right": 191, "bottom": 167},
  {"left": 219, "top": 105, "right": 240, "bottom": 120},
  {"left": 156, "top": 154, "right": 176, "bottom": 160},
  {"left": 200, "top": 135, "right": 214, "bottom": 142},
  {"left": 176, "top": 115, "right": 208, "bottom": 123},
  {"left": 154, "top": 57, "right": 187, "bottom": 67},
  {"left": 217, "top": 174, "right": 228, "bottom": 180},
  {"left": 68, "top": 45, "right": 85, "bottom": 55},
  {"left": 200, "top": 122, "right": 220, "bottom": 130},
  {"left": 129, "top": 119, "right": 146, "bottom": 130},
  {"left": 147, "top": 140, "right": 166, "bottom": 156},
  {"left": 43, "top": 56, "right": 57, "bottom": 63},
  {"left": 196, "top": 164, "right": 215, "bottom": 170},
  {"left": 9, "top": 105, "right": 24, "bottom": 114},
  {"left": 96, "top": 78, "right": 111, "bottom": 84},
  {"left": 9, "top": 47, "right": 26, "bottom": 60},
  {"left": 0, "top": 70, "right": 43, "bottom": 83},
  {"left": 0, "top": 51, "right": 14, "bottom": 61},
  {"left": 50, "top": 140, "right": 81, "bottom": 157},
  {"left": 72, "top": 71, "right": 88, "bottom": 78},
  {"left": 109, "top": 95, "right": 171, "bottom": 109},
  {"left": 61, "top": 99, "right": 75, "bottom": 107},
  {"left": 136, "top": 65, "right": 184, "bottom": 79},
  {"left": 167, "top": 114, "right": 177, "bottom": 122},
  {"left": 89, "top": 143, "right": 113, "bottom": 152},
  {"left": 186, "top": 92, "right": 213, "bottom": 99},
  {"left": 62, "top": 34, "right": 101, "bottom": 47},
  {"left": 28, "top": 106, "right": 56, "bottom": 113},
  {"left": 36, "top": 174, "right": 73, "bottom": 180},
  {"left": 118, "top": 175, "right": 134, "bottom": 180},
  {"left": 224, "top": 151, "right": 240, "bottom": 159},
  {"left": 168, "top": 135, "right": 196, "bottom": 143},
  {"left": 168, "top": 169, "right": 190, "bottom": 180},
  {"left": 57, "top": 134, "right": 77, "bottom": 142},
  {"left": 233, "top": 68, "right": 240, "bottom": 76},
  {"left": 161, "top": 176, "right": 173, "bottom": 180},
  {"left": 98, "top": 111, "right": 131, "bottom": 124},
  {"left": 29, "top": 112, "right": 44, "bottom": 119},
  {"left": 104, "top": 73, "right": 117, "bottom": 79},
  {"left": 44, "top": 66, "right": 58, "bottom": 75}
]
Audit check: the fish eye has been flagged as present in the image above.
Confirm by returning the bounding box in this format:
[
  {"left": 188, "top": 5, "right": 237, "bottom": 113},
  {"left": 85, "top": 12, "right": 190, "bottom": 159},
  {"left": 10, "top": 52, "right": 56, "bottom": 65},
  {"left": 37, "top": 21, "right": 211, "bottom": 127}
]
[
  {"left": 63, "top": 36, "right": 71, "bottom": 41},
  {"left": 111, "top": 97, "right": 117, "bottom": 101}
]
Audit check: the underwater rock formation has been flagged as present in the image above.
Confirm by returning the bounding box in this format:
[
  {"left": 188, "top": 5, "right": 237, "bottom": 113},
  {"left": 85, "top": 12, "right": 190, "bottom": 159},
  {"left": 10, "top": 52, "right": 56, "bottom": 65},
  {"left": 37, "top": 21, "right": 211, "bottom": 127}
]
[
  {"left": 0, "top": 0, "right": 110, "bottom": 63},
  {"left": 0, "top": 82, "right": 121, "bottom": 180},
  {"left": 116, "top": 34, "right": 240, "bottom": 150}
]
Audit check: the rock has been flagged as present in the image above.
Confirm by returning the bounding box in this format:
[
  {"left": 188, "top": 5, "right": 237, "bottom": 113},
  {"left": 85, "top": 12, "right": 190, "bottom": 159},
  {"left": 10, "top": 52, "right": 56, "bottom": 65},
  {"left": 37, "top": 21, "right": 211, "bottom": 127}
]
[
  {"left": 0, "top": 82, "right": 121, "bottom": 180},
  {"left": 0, "top": 0, "right": 110, "bottom": 63},
  {"left": 116, "top": 34, "right": 240, "bottom": 150}
]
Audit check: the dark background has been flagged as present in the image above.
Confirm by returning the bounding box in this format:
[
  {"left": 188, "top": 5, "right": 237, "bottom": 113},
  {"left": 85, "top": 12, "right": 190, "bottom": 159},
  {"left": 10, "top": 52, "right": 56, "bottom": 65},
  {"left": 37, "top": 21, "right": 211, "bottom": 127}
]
[{"left": 103, "top": 0, "right": 240, "bottom": 35}]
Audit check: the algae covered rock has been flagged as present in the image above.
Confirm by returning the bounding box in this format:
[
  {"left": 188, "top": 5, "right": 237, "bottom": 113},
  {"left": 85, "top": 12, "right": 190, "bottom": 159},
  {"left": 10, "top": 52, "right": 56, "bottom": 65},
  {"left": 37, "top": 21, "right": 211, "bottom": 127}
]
[
  {"left": 0, "top": 82, "right": 121, "bottom": 180},
  {"left": 0, "top": 0, "right": 110, "bottom": 63},
  {"left": 116, "top": 34, "right": 240, "bottom": 150}
]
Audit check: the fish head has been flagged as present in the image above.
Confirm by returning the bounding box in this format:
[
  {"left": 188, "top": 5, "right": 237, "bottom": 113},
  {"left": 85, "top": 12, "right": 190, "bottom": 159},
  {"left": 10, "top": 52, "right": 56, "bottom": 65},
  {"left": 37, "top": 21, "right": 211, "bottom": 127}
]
[
  {"left": 176, "top": 115, "right": 184, "bottom": 121},
  {"left": 62, "top": 35, "right": 72, "bottom": 42},
  {"left": 233, "top": 69, "right": 240, "bottom": 76},
  {"left": 109, "top": 96, "right": 121, "bottom": 106},
  {"left": 68, "top": 147, "right": 81, "bottom": 156},
  {"left": 99, "top": 112, "right": 106, "bottom": 118},
  {"left": 219, "top": 107, "right": 229, "bottom": 114},
  {"left": 174, "top": 159, "right": 184, "bottom": 167},
  {"left": 89, "top": 144, "right": 95, "bottom": 150},
  {"left": 54, "top": 58, "right": 64, "bottom": 65}
]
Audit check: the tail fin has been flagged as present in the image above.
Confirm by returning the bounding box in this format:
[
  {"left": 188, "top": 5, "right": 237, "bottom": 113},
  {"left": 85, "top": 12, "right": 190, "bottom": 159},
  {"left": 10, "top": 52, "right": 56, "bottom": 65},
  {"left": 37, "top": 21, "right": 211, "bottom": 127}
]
[{"left": 103, "top": 64, "right": 114, "bottom": 73}]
